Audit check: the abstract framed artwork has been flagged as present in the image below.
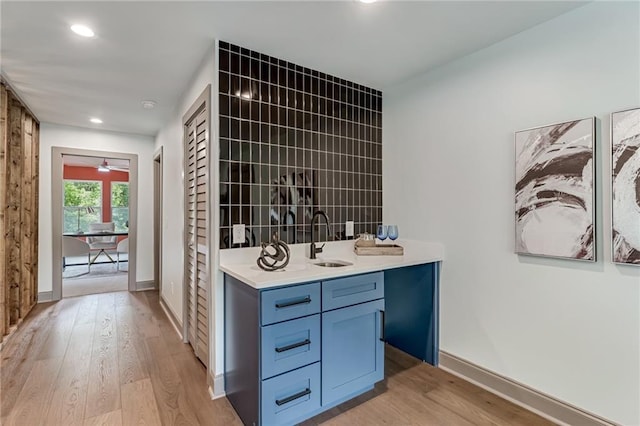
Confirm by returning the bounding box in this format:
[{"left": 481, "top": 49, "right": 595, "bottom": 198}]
[
  {"left": 611, "top": 107, "right": 640, "bottom": 265},
  {"left": 515, "top": 117, "right": 596, "bottom": 261}
]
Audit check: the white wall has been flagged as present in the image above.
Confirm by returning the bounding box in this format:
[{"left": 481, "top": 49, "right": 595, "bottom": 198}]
[
  {"left": 153, "top": 43, "right": 218, "bottom": 373},
  {"left": 384, "top": 2, "right": 639, "bottom": 424},
  {"left": 39, "top": 123, "right": 155, "bottom": 292}
]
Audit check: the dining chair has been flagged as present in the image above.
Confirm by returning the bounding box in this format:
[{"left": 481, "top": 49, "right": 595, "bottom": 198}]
[
  {"left": 63, "top": 236, "right": 91, "bottom": 274},
  {"left": 87, "top": 222, "right": 118, "bottom": 264},
  {"left": 116, "top": 237, "right": 129, "bottom": 271}
]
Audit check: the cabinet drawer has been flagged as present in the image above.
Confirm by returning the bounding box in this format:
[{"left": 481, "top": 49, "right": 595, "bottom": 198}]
[
  {"left": 261, "top": 315, "right": 320, "bottom": 380},
  {"left": 261, "top": 282, "right": 321, "bottom": 325},
  {"left": 322, "top": 272, "right": 384, "bottom": 311},
  {"left": 261, "top": 362, "right": 320, "bottom": 426}
]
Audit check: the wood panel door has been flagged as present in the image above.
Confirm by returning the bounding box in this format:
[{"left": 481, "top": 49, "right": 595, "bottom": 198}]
[{"left": 184, "top": 99, "right": 209, "bottom": 367}]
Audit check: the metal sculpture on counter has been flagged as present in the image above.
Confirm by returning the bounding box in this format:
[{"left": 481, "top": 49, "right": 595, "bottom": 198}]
[{"left": 257, "top": 232, "right": 291, "bottom": 271}]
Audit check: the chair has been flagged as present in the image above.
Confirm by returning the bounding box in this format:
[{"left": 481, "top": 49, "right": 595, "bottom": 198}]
[
  {"left": 87, "top": 222, "right": 118, "bottom": 264},
  {"left": 63, "top": 236, "right": 91, "bottom": 274},
  {"left": 116, "top": 238, "right": 129, "bottom": 271}
]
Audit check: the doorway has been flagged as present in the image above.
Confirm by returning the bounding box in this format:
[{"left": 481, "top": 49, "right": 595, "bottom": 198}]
[
  {"left": 153, "top": 148, "right": 163, "bottom": 293},
  {"left": 60, "top": 154, "right": 130, "bottom": 297},
  {"left": 51, "top": 147, "right": 139, "bottom": 300}
]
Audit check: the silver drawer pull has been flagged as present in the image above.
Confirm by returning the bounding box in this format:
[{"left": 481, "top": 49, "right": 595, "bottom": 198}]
[
  {"left": 275, "top": 296, "right": 311, "bottom": 309},
  {"left": 275, "top": 388, "right": 311, "bottom": 406},
  {"left": 275, "top": 339, "right": 311, "bottom": 353}
]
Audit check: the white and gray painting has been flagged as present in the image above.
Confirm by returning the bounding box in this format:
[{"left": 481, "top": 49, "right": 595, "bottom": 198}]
[
  {"left": 612, "top": 108, "right": 640, "bottom": 265},
  {"left": 515, "top": 118, "right": 595, "bottom": 260}
]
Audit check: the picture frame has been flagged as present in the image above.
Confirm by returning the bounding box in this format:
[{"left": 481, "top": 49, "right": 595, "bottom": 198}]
[
  {"left": 515, "top": 117, "right": 596, "bottom": 261},
  {"left": 611, "top": 107, "right": 640, "bottom": 265}
]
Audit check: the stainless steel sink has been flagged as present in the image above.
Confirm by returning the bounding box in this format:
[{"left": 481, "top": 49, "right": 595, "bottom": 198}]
[{"left": 313, "top": 260, "right": 353, "bottom": 267}]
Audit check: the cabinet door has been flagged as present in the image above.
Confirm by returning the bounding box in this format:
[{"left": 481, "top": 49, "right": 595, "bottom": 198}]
[{"left": 322, "top": 299, "right": 384, "bottom": 406}]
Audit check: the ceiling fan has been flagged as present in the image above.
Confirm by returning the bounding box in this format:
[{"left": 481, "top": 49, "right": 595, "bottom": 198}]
[{"left": 97, "top": 158, "right": 129, "bottom": 173}]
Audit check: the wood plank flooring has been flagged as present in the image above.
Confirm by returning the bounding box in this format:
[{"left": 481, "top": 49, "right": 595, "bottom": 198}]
[
  {"left": 1, "top": 291, "right": 239, "bottom": 426},
  {"left": 1, "top": 290, "right": 553, "bottom": 426}
]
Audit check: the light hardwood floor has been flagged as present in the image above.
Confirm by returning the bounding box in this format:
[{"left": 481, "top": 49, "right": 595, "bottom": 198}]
[{"left": 1, "top": 290, "right": 553, "bottom": 426}]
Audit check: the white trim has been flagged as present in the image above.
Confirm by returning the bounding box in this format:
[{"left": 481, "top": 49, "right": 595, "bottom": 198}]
[
  {"left": 439, "top": 351, "right": 617, "bottom": 426},
  {"left": 208, "top": 373, "right": 226, "bottom": 400},
  {"left": 135, "top": 280, "right": 156, "bottom": 291},
  {"left": 37, "top": 291, "right": 53, "bottom": 303},
  {"left": 160, "top": 296, "right": 183, "bottom": 340}
]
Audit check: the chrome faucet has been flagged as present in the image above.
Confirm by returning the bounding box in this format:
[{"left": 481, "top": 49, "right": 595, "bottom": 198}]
[{"left": 309, "top": 210, "right": 331, "bottom": 259}]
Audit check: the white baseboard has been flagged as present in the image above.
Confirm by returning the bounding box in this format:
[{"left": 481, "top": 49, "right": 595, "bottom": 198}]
[
  {"left": 208, "top": 372, "right": 226, "bottom": 399},
  {"left": 439, "top": 351, "right": 616, "bottom": 426},
  {"left": 159, "top": 296, "right": 182, "bottom": 340},
  {"left": 136, "top": 280, "right": 156, "bottom": 291},
  {"left": 37, "top": 291, "right": 53, "bottom": 303}
]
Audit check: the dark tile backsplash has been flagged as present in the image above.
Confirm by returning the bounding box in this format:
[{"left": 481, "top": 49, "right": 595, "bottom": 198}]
[{"left": 219, "top": 41, "right": 382, "bottom": 248}]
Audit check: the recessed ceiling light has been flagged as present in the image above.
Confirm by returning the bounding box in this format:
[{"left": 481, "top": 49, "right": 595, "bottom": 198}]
[
  {"left": 359, "top": 0, "right": 377, "bottom": 3},
  {"left": 71, "top": 24, "right": 95, "bottom": 38},
  {"left": 90, "top": 117, "right": 103, "bottom": 124},
  {"left": 141, "top": 100, "right": 157, "bottom": 109}
]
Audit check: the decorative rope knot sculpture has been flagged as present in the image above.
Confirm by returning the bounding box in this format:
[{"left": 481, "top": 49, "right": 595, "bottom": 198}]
[{"left": 257, "top": 232, "right": 291, "bottom": 271}]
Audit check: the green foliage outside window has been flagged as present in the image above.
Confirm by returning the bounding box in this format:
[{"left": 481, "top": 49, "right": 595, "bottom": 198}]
[
  {"left": 64, "top": 181, "right": 101, "bottom": 207},
  {"left": 63, "top": 181, "right": 102, "bottom": 233},
  {"left": 111, "top": 182, "right": 129, "bottom": 231}
]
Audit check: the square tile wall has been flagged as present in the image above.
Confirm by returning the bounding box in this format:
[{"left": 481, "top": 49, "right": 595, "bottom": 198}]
[{"left": 219, "top": 41, "right": 382, "bottom": 248}]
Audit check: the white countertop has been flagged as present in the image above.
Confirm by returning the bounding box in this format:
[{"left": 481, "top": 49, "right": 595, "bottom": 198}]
[{"left": 219, "top": 239, "right": 444, "bottom": 289}]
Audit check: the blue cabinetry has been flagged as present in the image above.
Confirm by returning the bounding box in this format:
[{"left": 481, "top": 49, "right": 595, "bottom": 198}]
[
  {"left": 322, "top": 272, "right": 384, "bottom": 311},
  {"left": 322, "top": 299, "right": 384, "bottom": 405},
  {"left": 261, "top": 282, "right": 321, "bottom": 325},
  {"left": 261, "top": 362, "right": 321, "bottom": 426},
  {"left": 261, "top": 314, "right": 320, "bottom": 380},
  {"left": 384, "top": 263, "right": 440, "bottom": 364},
  {"left": 225, "top": 271, "right": 386, "bottom": 426}
]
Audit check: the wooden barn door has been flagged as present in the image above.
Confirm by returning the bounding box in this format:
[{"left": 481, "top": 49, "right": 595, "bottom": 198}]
[{"left": 183, "top": 87, "right": 210, "bottom": 367}]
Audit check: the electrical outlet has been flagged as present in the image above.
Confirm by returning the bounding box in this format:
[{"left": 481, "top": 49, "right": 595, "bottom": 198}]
[
  {"left": 345, "top": 221, "right": 354, "bottom": 238},
  {"left": 233, "top": 224, "right": 246, "bottom": 244}
]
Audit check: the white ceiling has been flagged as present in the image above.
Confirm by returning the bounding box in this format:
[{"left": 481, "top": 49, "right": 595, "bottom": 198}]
[{"left": 1, "top": 1, "right": 587, "bottom": 136}]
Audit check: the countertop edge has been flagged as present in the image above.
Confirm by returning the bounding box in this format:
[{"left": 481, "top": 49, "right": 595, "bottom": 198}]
[{"left": 219, "top": 256, "right": 443, "bottom": 290}]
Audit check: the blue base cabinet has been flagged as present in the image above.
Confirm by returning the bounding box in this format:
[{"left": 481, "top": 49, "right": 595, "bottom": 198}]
[
  {"left": 225, "top": 271, "right": 386, "bottom": 426},
  {"left": 322, "top": 299, "right": 384, "bottom": 405},
  {"left": 383, "top": 263, "right": 440, "bottom": 365}
]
